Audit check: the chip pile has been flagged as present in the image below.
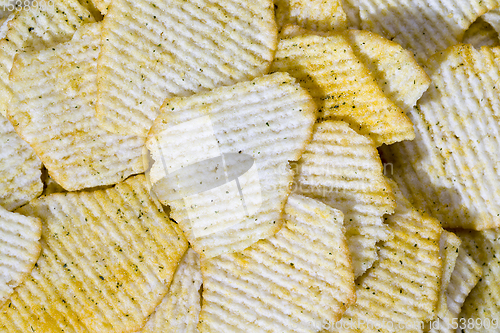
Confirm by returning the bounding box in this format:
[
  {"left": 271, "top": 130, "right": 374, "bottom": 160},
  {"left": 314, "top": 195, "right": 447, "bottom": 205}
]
[{"left": 0, "top": 0, "right": 499, "bottom": 332}]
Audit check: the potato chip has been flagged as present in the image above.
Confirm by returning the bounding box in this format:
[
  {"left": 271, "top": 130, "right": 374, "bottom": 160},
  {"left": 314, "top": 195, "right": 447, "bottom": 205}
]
[
  {"left": 454, "top": 229, "right": 499, "bottom": 333},
  {"left": 271, "top": 31, "right": 414, "bottom": 146},
  {"left": 344, "top": 29, "right": 431, "bottom": 113},
  {"left": 0, "top": 205, "right": 41, "bottom": 307},
  {"left": 353, "top": 0, "right": 499, "bottom": 64},
  {"left": 96, "top": 0, "right": 277, "bottom": 137},
  {"left": 274, "top": 0, "right": 347, "bottom": 32},
  {"left": 339, "top": 0, "right": 361, "bottom": 29},
  {"left": 0, "top": 174, "right": 188, "bottom": 332},
  {"left": 462, "top": 17, "right": 499, "bottom": 48},
  {"left": 139, "top": 248, "right": 202, "bottom": 333},
  {"left": 0, "top": 113, "right": 42, "bottom": 211},
  {"left": 8, "top": 22, "right": 146, "bottom": 191},
  {"left": 78, "top": 0, "right": 106, "bottom": 18},
  {"left": 380, "top": 44, "right": 500, "bottom": 230},
  {"left": 426, "top": 245, "right": 482, "bottom": 333},
  {"left": 0, "top": 0, "right": 95, "bottom": 117},
  {"left": 332, "top": 181, "right": 442, "bottom": 332},
  {"left": 147, "top": 72, "right": 315, "bottom": 258},
  {"left": 199, "top": 194, "right": 355, "bottom": 332},
  {"left": 41, "top": 168, "right": 66, "bottom": 196},
  {"left": 294, "top": 120, "right": 395, "bottom": 277},
  {"left": 482, "top": 8, "right": 500, "bottom": 37},
  {"left": 435, "top": 231, "right": 461, "bottom": 319}
]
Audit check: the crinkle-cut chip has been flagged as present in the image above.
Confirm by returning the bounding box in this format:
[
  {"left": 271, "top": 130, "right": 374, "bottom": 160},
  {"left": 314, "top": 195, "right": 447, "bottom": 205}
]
[
  {"left": 354, "top": 0, "right": 499, "bottom": 64},
  {"left": 199, "top": 194, "right": 355, "bottom": 333},
  {"left": 274, "top": 0, "right": 347, "bottom": 32},
  {"left": 293, "top": 120, "right": 395, "bottom": 277},
  {"left": 435, "top": 231, "right": 461, "bottom": 319},
  {"left": 147, "top": 72, "right": 315, "bottom": 258},
  {"left": 138, "top": 248, "right": 202, "bottom": 333},
  {"left": 331, "top": 181, "right": 442, "bottom": 333},
  {"left": 426, "top": 245, "right": 482, "bottom": 333},
  {"left": 8, "top": 23, "right": 146, "bottom": 191},
  {"left": 0, "top": 175, "right": 188, "bottom": 333},
  {"left": 454, "top": 229, "right": 500, "bottom": 333},
  {"left": 0, "top": 113, "right": 42, "bottom": 211},
  {"left": 339, "top": 0, "right": 361, "bottom": 29},
  {"left": 380, "top": 44, "right": 500, "bottom": 230},
  {"left": 97, "top": 0, "right": 277, "bottom": 137},
  {"left": 462, "top": 17, "right": 499, "bottom": 48},
  {"left": 0, "top": 0, "right": 95, "bottom": 117},
  {"left": 0, "top": 205, "right": 41, "bottom": 307},
  {"left": 344, "top": 29, "right": 431, "bottom": 113},
  {"left": 271, "top": 32, "right": 414, "bottom": 146},
  {"left": 482, "top": 8, "right": 500, "bottom": 37}
]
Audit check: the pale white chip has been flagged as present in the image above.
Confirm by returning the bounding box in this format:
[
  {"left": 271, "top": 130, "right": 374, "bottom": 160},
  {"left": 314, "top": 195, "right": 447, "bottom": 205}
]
[
  {"left": 138, "top": 248, "right": 202, "bottom": 333},
  {"left": 8, "top": 22, "right": 146, "bottom": 191},
  {"left": 0, "top": 205, "right": 41, "bottom": 307},
  {"left": 294, "top": 120, "right": 395, "bottom": 277},
  {"left": 353, "top": 0, "right": 499, "bottom": 64},
  {"left": 332, "top": 181, "right": 442, "bottom": 332},
  {"left": 380, "top": 44, "right": 500, "bottom": 230},
  {"left": 147, "top": 72, "right": 315, "bottom": 258},
  {"left": 0, "top": 0, "right": 95, "bottom": 117},
  {"left": 482, "top": 8, "right": 500, "bottom": 38},
  {"left": 97, "top": 0, "right": 277, "bottom": 137},
  {"left": 199, "top": 194, "right": 355, "bottom": 333},
  {"left": 0, "top": 175, "right": 188, "bottom": 332},
  {"left": 0, "top": 113, "right": 42, "bottom": 211},
  {"left": 462, "top": 17, "right": 499, "bottom": 48}
]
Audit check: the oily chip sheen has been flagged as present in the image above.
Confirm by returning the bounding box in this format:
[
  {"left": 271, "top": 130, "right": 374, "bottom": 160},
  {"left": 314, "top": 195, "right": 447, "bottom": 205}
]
[
  {"left": 380, "top": 44, "right": 500, "bottom": 230},
  {"left": 198, "top": 194, "right": 355, "bottom": 333},
  {"left": 0, "top": 175, "right": 188, "bottom": 332},
  {"left": 0, "top": 205, "right": 41, "bottom": 308},
  {"left": 271, "top": 31, "right": 414, "bottom": 146},
  {"left": 8, "top": 23, "right": 146, "bottom": 191},
  {"left": 97, "top": 0, "right": 277, "bottom": 136},
  {"left": 294, "top": 120, "right": 395, "bottom": 277},
  {"left": 147, "top": 72, "right": 315, "bottom": 258}
]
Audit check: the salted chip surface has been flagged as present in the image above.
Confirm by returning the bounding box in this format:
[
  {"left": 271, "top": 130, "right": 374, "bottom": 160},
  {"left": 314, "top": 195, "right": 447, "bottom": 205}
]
[
  {"left": 0, "top": 175, "right": 188, "bottom": 333},
  {"left": 147, "top": 72, "right": 315, "bottom": 258},
  {"left": 353, "top": 0, "right": 499, "bottom": 64},
  {"left": 199, "top": 194, "right": 355, "bottom": 333},
  {"left": 0, "top": 113, "right": 42, "bottom": 211},
  {"left": 0, "top": 0, "right": 95, "bottom": 117},
  {"left": 332, "top": 181, "right": 442, "bottom": 333},
  {"left": 271, "top": 32, "right": 414, "bottom": 146},
  {"left": 8, "top": 23, "right": 146, "bottom": 191},
  {"left": 0, "top": 205, "right": 41, "bottom": 307},
  {"left": 380, "top": 44, "right": 500, "bottom": 230},
  {"left": 97, "top": 0, "right": 277, "bottom": 137},
  {"left": 274, "top": 0, "right": 347, "bottom": 32},
  {"left": 139, "top": 248, "right": 202, "bottom": 333},
  {"left": 462, "top": 17, "right": 499, "bottom": 48},
  {"left": 294, "top": 120, "right": 395, "bottom": 277}
]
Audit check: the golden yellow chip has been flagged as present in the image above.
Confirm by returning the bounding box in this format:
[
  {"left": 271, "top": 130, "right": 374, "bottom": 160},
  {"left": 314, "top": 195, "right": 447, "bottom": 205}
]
[
  {"left": 0, "top": 175, "right": 188, "bottom": 332},
  {"left": 97, "top": 0, "right": 277, "bottom": 137},
  {"left": 199, "top": 194, "right": 355, "bottom": 332},
  {"left": 0, "top": 205, "right": 41, "bottom": 307},
  {"left": 8, "top": 22, "right": 146, "bottom": 191},
  {"left": 435, "top": 231, "right": 461, "bottom": 319},
  {"left": 0, "top": 0, "right": 95, "bottom": 117},
  {"left": 271, "top": 31, "right": 414, "bottom": 146},
  {"left": 380, "top": 44, "right": 500, "bottom": 230},
  {"left": 333, "top": 181, "right": 442, "bottom": 332},
  {"left": 147, "top": 72, "right": 315, "bottom": 258},
  {"left": 462, "top": 17, "right": 499, "bottom": 48},
  {"left": 294, "top": 120, "right": 395, "bottom": 277}
]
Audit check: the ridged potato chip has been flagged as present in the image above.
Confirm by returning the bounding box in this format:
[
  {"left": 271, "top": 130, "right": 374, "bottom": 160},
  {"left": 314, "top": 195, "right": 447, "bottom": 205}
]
[
  {"left": 199, "top": 194, "right": 355, "bottom": 333},
  {"left": 332, "top": 181, "right": 442, "bottom": 333},
  {"left": 462, "top": 17, "right": 499, "bottom": 48},
  {"left": 0, "top": 175, "right": 188, "bottom": 332},
  {"left": 8, "top": 22, "right": 146, "bottom": 191},
  {"left": 0, "top": 0, "right": 95, "bottom": 116},
  {"left": 435, "top": 231, "right": 461, "bottom": 319},
  {"left": 147, "top": 72, "right": 315, "bottom": 258},
  {"left": 97, "top": 0, "right": 277, "bottom": 136},
  {"left": 0, "top": 205, "right": 41, "bottom": 307},
  {"left": 139, "top": 248, "right": 202, "bottom": 333},
  {"left": 380, "top": 44, "right": 500, "bottom": 230},
  {"left": 294, "top": 120, "right": 395, "bottom": 277},
  {"left": 482, "top": 8, "right": 500, "bottom": 38},
  {"left": 271, "top": 31, "right": 414, "bottom": 146}
]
